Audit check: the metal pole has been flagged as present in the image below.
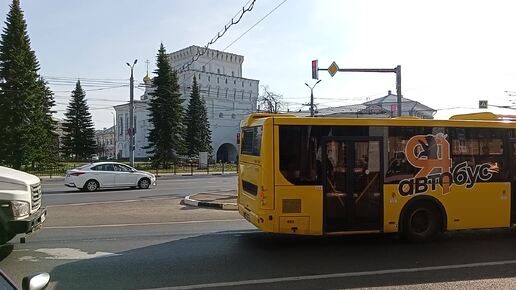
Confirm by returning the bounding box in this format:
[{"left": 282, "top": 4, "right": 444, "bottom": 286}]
[
  {"left": 127, "top": 59, "right": 137, "bottom": 166},
  {"left": 396, "top": 65, "right": 402, "bottom": 117},
  {"left": 317, "top": 65, "right": 402, "bottom": 117},
  {"left": 310, "top": 89, "right": 314, "bottom": 117},
  {"left": 129, "top": 69, "right": 134, "bottom": 166},
  {"left": 305, "top": 80, "right": 321, "bottom": 117}
]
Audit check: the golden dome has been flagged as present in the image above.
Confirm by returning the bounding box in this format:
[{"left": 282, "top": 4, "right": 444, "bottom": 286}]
[{"left": 143, "top": 74, "right": 151, "bottom": 83}]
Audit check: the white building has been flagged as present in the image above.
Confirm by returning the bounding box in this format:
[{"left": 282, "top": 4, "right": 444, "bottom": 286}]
[
  {"left": 115, "top": 45, "right": 259, "bottom": 162},
  {"left": 95, "top": 126, "right": 115, "bottom": 159},
  {"left": 295, "top": 91, "right": 436, "bottom": 119}
]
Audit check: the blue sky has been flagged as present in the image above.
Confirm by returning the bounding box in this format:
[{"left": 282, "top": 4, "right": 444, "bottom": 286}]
[{"left": 1, "top": 0, "right": 516, "bottom": 128}]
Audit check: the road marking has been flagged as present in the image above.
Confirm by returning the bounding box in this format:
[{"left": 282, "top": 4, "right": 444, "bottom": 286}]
[
  {"left": 162, "top": 259, "right": 516, "bottom": 290},
  {"left": 44, "top": 218, "right": 245, "bottom": 229}
]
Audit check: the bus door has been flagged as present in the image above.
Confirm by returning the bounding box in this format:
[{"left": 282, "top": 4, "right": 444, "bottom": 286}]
[
  {"left": 323, "top": 138, "right": 383, "bottom": 233},
  {"left": 510, "top": 140, "right": 516, "bottom": 224}
]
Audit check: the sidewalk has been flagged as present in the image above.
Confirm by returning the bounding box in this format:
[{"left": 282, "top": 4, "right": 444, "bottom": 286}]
[{"left": 183, "top": 190, "right": 237, "bottom": 210}]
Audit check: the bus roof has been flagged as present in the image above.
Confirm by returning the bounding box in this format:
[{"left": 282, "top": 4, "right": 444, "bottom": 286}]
[
  {"left": 240, "top": 113, "right": 296, "bottom": 127},
  {"left": 243, "top": 112, "right": 516, "bottom": 129}
]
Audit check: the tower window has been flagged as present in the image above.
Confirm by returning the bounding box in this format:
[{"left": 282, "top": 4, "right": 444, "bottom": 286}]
[{"left": 219, "top": 112, "right": 224, "bottom": 118}]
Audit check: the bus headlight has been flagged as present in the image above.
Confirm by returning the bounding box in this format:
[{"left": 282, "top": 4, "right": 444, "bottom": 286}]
[{"left": 11, "top": 201, "right": 30, "bottom": 217}]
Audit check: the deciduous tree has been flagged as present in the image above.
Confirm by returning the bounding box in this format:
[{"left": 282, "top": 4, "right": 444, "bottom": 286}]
[{"left": 258, "top": 85, "right": 283, "bottom": 113}]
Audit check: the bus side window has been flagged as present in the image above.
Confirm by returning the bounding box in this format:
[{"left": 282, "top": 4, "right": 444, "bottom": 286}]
[
  {"left": 385, "top": 127, "right": 417, "bottom": 183},
  {"left": 450, "top": 128, "right": 507, "bottom": 182}
]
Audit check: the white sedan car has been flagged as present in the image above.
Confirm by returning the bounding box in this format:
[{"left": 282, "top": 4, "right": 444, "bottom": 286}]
[{"left": 65, "top": 162, "right": 156, "bottom": 192}]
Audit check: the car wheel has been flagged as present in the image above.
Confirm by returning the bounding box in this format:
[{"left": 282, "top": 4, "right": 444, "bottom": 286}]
[
  {"left": 401, "top": 201, "right": 442, "bottom": 242},
  {"left": 138, "top": 178, "right": 151, "bottom": 189},
  {"left": 83, "top": 180, "right": 99, "bottom": 192}
]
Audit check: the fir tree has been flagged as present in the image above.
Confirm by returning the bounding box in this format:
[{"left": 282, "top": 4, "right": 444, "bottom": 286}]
[
  {"left": 62, "top": 81, "right": 96, "bottom": 160},
  {"left": 0, "top": 0, "right": 56, "bottom": 169},
  {"left": 147, "top": 43, "right": 185, "bottom": 168},
  {"left": 28, "top": 78, "right": 58, "bottom": 166},
  {"left": 185, "top": 75, "right": 212, "bottom": 157}
]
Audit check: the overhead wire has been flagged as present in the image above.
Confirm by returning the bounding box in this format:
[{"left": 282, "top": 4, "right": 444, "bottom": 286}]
[
  {"left": 175, "top": 0, "right": 257, "bottom": 73},
  {"left": 175, "top": 0, "right": 288, "bottom": 88}
]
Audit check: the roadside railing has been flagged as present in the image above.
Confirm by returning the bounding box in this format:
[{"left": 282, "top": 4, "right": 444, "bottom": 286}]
[{"left": 23, "top": 161, "right": 237, "bottom": 178}]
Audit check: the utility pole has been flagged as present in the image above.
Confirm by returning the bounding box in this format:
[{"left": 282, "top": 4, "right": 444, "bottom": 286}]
[
  {"left": 127, "top": 59, "right": 137, "bottom": 166},
  {"left": 305, "top": 80, "right": 322, "bottom": 117}
]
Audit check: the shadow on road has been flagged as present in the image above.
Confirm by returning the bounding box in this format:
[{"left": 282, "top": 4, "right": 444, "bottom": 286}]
[
  {"left": 0, "top": 244, "right": 13, "bottom": 262},
  {"left": 50, "top": 229, "right": 516, "bottom": 290}
]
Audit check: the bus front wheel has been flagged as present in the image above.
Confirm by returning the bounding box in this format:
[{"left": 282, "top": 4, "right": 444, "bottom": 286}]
[{"left": 401, "top": 201, "right": 442, "bottom": 242}]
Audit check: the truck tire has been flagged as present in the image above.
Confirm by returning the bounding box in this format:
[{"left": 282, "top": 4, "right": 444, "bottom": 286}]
[{"left": 0, "top": 228, "right": 15, "bottom": 245}]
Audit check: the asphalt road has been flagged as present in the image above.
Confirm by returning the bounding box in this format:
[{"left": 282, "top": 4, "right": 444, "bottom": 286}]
[
  {"left": 1, "top": 176, "right": 516, "bottom": 289},
  {"left": 41, "top": 174, "right": 237, "bottom": 206}
]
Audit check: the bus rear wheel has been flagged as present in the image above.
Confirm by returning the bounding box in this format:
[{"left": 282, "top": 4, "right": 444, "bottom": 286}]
[{"left": 401, "top": 202, "right": 442, "bottom": 242}]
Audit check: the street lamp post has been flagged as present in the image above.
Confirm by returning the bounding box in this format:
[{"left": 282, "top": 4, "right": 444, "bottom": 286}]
[
  {"left": 127, "top": 59, "right": 137, "bottom": 166},
  {"left": 305, "top": 80, "right": 322, "bottom": 117}
]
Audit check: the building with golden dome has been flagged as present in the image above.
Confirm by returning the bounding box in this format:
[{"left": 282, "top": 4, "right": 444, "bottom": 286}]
[{"left": 114, "top": 45, "right": 259, "bottom": 162}]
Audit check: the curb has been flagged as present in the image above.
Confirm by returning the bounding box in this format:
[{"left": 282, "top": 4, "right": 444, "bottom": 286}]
[{"left": 183, "top": 195, "right": 238, "bottom": 210}]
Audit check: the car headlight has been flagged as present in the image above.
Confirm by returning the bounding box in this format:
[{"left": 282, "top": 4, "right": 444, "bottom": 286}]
[{"left": 11, "top": 201, "right": 30, "bottom": 217}]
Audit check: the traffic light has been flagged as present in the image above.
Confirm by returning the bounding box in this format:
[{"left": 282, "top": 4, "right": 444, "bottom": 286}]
[{"left": 312, "top": 60, "right": 318, "bottom": 79}]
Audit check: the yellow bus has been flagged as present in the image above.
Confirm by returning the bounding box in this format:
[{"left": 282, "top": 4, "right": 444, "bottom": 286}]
[{"left": 237, "top": 112, "right": 516, "bottom": 241}]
